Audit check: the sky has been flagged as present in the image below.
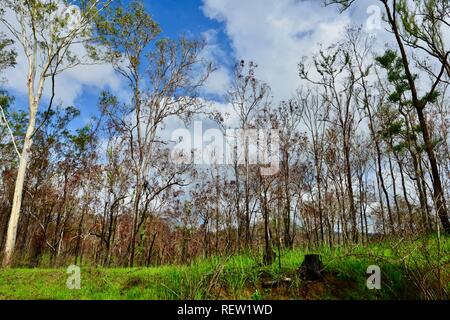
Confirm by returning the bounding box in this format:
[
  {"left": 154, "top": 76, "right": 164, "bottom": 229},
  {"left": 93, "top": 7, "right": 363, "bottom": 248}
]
[{"left": 2, "top": 0, "right": 389, "bottom": 130}]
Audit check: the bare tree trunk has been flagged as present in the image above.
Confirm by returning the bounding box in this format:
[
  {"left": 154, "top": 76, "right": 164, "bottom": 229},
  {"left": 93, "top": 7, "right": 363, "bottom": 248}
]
[
  {"left": 233, "top": 157, "right": 242, "bottom": 250},
  {"left": 2, "top": 102, "right": 37, "bottom": 267},
  {"left": 215, "top": 174, "right": 220, "bottom": 254},
  {"left": 244, "top": 141, "right": 251, "bottom": 250},
  {"left": 394, "top": 152, "right": 414, "bottom": 233},
  {"left": 375, "top": 170, "right": 386, "bottom": 236},
  {"left": 146, "top": 232, "right": 157, "bottom": 267},
  {"left": 282, "top": 150, "right": 293, "bottom": 248},
  {"left": 388, "top": 151, "right": 401, "bottom": 232},
  {"left": 344, "top": 141, "right": 357, "bottom": 242},
  {"left": 418, "top": 158, "right": 433, "bottom": 232},
  {"left": 129, "top": 183, "right": 142, "bottom": 267},
  {"left": 404, "top": 112, "right": 432, "bottom": 233},
  {"left": 313, "top": 143, "right": 325, "bottom": 245},
  {"left": 74, "top": 207, "right": 86, "bottom": 266},
  {"left": 416, "top": 108, "right": 450, "bottom": 233}
]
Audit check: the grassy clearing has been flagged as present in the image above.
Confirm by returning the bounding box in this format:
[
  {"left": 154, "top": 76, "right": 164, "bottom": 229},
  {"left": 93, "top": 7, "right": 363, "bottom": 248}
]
[{"left": 0, "top": 235, "right": 448, "bottom": 300}]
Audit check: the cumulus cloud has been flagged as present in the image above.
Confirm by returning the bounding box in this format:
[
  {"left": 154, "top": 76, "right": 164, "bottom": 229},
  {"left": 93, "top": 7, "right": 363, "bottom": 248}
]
[
  {"left": 200, "top": 29, "right": 232, "bottom": 98},
  {"left": 200, "top": 0, "right": 388, "bottom": 101}
]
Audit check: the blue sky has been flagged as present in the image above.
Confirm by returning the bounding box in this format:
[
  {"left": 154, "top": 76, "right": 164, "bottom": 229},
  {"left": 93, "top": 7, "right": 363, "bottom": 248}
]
[
  {"left": 2, "top": 0, "right": 389, "bottom": 130},
  {"left": 146, "top": 0, "right": 222, "bottom": 39},
  {"left": 81, "top": 0, "right": 234, "bottom": 126},
  {"left": 3, "top": 0, "right": 235, "bottom": 129}
]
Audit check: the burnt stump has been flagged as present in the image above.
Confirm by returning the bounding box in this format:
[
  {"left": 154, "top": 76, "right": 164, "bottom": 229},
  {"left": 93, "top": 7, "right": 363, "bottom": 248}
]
[{"left": 299, "top": 254, "right": 323, "bottom": 280}]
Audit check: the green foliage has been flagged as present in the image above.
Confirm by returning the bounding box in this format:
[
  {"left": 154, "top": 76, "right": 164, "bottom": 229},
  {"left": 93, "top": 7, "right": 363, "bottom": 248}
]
[
  {"left": 381, "top": 119, "right": 404, "bottom": 139},
  {"left": 251, "top": 289, "right": 263, "bottom": 300},
  {"left": 397, "top": 0, "right": 420, "bottom": 42},
  {"left": 375, "top": 50, "right": 413, "bottom": 106},
  {"left": 0, "top": 91, "right": 12, "bottom": 110},
  {"left": 69, "top": 125, "right": 92, "bottom": 153},
  {"left": 392, "top": 142, "right": 407, "bottom": 153},
  {"left": 374, "top": 50, "right": 434, "bottom": 154},
  {"left": 95, "top": 1, "right": 160, "bottom": 66},
  {"left": 0, "top": 236, "right": 448, "bottom": 300},
  {"left": 0, "top": 32, "right": 16, "bottom": 71}
]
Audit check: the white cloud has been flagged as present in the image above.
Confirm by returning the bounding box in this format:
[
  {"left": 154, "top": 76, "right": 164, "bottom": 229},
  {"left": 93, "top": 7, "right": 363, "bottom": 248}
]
[
  {"left": 200, "top": 29, "right": 232, "bottom": 97},
  {"left": 1, "top": 2, "right": 124, "bottom": 108},
  {"left": 200, "top": 0, "right": 389, "bottom": 101}
]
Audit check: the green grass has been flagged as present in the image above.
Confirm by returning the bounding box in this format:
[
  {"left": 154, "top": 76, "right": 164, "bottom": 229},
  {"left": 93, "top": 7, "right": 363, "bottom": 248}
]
[{"left": 0, "top": 235, "right": 448, "bottom": 300}]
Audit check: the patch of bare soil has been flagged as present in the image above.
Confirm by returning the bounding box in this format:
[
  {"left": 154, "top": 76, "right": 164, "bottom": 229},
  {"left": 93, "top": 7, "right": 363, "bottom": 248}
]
[
  {"left": 299, "top": 272, "right": 358, "bottom": 300},
  {"left": 210, "top": 269, "right": 359, "bottom": 300},
  {"left": 257, "top": 270, "right": 358, "bottom": 300}
]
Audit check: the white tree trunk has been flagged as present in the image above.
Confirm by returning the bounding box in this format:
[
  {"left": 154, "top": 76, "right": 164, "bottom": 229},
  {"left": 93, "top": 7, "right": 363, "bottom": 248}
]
[{"left": 2, "top": 101, "right": 37, "bottom": 267}]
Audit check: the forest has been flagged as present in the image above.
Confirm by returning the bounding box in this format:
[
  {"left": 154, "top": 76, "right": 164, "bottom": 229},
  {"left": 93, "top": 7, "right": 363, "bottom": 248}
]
[{"left": 0, "top": 0, "right": 449, "bottom": 300}]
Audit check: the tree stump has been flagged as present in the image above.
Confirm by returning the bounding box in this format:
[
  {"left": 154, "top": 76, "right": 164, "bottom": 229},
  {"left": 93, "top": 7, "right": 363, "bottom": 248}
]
[
  {"left": 263, "top": 249, "right": 276, "bottom": 265},
  {"left": 299, "top": 254, "right": 323, "bottom": 280}
]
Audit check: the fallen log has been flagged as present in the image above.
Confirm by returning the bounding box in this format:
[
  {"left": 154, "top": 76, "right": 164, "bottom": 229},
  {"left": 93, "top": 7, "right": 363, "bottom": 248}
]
[{"left": 261, "top": 277, "right": 293, "bottom": 289}]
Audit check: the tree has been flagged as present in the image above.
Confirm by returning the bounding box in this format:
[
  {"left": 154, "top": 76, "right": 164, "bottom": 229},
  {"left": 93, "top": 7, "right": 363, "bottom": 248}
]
[
  {"left": 96, "top": 1, "right": 212, "bottom": 267},
  {"left": 300, "top": 40, "right": 363, "bottom": 242},
  {"left": 0, "top": 25, "right": 16, "bottom": 263},
  {"left": 327, "top": 0, "right": 450, "bottom": 234},
  {"left": 228, "top": 60, "right": 270, "bottom": 250},
  {"left": 0, "top": 0, "right": 110, "bottom": 267},
  {"left": 0, "top": 31, "right": 17, "bottom": 157}
]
